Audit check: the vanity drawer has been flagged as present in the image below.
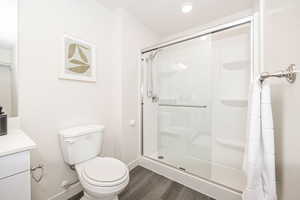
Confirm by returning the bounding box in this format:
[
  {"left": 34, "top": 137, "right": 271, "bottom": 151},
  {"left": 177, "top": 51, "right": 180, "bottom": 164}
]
[
  {"left": 0, "top": 171, "right": 30, "bottom": 200},
  {"left": 0, "top": 151, "right": 30, "bottom": 179}
]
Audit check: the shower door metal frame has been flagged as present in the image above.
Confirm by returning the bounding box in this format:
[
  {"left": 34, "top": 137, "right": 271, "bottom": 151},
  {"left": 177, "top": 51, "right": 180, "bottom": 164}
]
[{"left": 139, "top": 16, "right": 256, "bottom": 193}]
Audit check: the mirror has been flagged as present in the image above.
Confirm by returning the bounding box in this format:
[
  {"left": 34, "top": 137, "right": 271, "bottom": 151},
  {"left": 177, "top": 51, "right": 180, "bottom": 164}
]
[{"left": 0, "top": 0, "right": 18, "bottom": 117}]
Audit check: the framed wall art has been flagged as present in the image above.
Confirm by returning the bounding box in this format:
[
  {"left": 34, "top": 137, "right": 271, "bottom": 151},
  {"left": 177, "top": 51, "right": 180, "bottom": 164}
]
[{"left": 60, "top": 35, "right": 96, "bottom": 82}]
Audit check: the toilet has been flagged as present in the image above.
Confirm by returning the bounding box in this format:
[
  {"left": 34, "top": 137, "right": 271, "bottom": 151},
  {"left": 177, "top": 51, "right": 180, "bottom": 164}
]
[{"left": 59, "top": 125, "right": 129, "bottom": 200}]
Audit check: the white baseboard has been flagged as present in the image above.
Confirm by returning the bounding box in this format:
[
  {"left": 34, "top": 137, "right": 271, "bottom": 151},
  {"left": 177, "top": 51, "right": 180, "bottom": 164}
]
[
  {"left": 128, "top": 158, "right": 140, "bottom": 171},
  {"left": 48, "top": 182, "right": 82, "bottom": 200}
]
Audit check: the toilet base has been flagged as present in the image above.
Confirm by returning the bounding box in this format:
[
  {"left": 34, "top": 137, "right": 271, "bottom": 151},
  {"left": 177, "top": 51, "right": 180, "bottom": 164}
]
[{"left": 80, "top": 192, "right": 119, "bottom": 200}]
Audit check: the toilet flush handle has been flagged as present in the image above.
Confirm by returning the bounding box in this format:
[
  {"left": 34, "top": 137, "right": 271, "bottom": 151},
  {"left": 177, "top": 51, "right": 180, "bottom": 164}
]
[
  {"left": 65, "top": 135, "right": 90, "bottom": 144},
  {"left": 65, "top": 138, "right": 80, "bottom": 144}
]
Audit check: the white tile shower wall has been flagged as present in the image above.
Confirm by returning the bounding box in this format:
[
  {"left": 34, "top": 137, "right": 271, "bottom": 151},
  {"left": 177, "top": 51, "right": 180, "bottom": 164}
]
[
  {"left": 154, "top": 36, "right": 213, "bottom": 163},
  {"left": 210, "top": 24, "right": 251, "bottom": 191},
  {"left": 142, "top": 34, "right": 214, "bottom": 171},
  {"left": 18, "top": 0, "right": 158, "bottom": 199}
]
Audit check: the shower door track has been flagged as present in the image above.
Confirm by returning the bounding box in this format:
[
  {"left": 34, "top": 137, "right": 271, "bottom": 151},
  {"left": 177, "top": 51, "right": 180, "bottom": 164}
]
[
  {"left": 159, "top": 104, "right": 208, "bottom": 108},
  {"left": 141, "top": 155, "right": 242, "bottom": 194},
  {"left": 139, "top": 16, "right": 255, "bottom": 197}
]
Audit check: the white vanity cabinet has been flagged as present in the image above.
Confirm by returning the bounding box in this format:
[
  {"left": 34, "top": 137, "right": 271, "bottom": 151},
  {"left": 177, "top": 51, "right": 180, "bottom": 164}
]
[
  {"left": 0, "top": 128, "right": 36, "bottom": 200},
  {"left": 0, "top": 152, "right": 31, "bottom": 200}
]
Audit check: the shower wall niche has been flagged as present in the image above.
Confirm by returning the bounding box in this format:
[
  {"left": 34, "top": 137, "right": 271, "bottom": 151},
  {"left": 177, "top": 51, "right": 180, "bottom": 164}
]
[{"left": 142, "top": 22, "right": 251, "bottom": 191}]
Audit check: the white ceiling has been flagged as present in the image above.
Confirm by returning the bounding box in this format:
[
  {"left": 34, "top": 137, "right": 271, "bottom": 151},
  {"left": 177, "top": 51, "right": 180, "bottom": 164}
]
[{"left": 97, "top": 0, "right": 254, "bottom": 36}]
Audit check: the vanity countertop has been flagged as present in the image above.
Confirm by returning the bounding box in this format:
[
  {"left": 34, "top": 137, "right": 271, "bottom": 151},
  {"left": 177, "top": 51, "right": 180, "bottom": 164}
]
[{"left": 0, "top": 129, "right": 36, "bottom": 157}]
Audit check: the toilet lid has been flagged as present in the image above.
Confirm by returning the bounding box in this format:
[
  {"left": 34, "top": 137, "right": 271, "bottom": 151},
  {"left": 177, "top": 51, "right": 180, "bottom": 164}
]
[{"left": 83, "top": 157, "right": 128, "bottom": 185}]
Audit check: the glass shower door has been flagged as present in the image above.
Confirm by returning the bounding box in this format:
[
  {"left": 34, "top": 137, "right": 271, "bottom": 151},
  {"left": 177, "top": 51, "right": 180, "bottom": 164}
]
[
  {"left": 143, "top": 34, "right": 213, "bottom": 179},
  {"left": 142, "top": 22, "right": 251, "bottom": 191}
]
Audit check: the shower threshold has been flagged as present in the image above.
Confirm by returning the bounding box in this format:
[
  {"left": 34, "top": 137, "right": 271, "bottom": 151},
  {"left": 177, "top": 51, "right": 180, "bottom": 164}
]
[
  {"left": 149, "top": 152, "right": 211, "bottom": 178},
  {"left": 139, "top": 156, "right": 242, "bottom": 200}
]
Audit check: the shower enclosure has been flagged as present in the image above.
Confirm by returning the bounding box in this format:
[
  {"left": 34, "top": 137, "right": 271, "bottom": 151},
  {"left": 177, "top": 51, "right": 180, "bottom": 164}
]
[{"left": 141, "top": 19, "right": 252, "bottom": 192}]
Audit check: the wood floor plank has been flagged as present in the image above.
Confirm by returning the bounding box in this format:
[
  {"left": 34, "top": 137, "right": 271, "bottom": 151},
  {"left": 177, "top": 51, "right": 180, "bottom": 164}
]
[
  {"left": 120, "top": 168, "right": 167, "bottom": 200},
  {"left": 177, "top": 186, "right": 213, "bottom": 200},
  {"left": 140, "top": 177, "right": 172, "bottom": 200},
  {"left": 161, "top": 181, "right": 184, "bottom": 200},
  {"left": 70, "top": 166, "right": 215, "bottom": 200}
]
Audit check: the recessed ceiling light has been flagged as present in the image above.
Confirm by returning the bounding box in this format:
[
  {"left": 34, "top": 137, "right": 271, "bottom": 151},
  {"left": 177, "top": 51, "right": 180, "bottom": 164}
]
[{"left": 182, "top": 2, "right": 193, "bottom": 14}]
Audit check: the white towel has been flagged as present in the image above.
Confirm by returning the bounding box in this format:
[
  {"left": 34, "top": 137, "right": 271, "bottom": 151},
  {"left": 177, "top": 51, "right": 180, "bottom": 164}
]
[{"left": 243, "top": 80, "right": 277, "bottom": 200}]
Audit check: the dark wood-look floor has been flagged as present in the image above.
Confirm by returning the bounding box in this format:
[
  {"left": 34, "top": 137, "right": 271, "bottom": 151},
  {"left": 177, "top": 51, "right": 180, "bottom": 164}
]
[
  {"left": 69, "top": 166, "right": 215, "bottom": 200},
  {"left": 68, "top": 191, "right": 84, "bottom": 200}
]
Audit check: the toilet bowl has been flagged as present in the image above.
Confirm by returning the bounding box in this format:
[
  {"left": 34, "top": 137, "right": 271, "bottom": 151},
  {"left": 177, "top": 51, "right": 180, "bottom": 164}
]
[
  {"left": 76, "top": 157, "right": 129, "bottom": 200},
  {"left": 59, "top": 125, "right": 129, "bottom": 200}
]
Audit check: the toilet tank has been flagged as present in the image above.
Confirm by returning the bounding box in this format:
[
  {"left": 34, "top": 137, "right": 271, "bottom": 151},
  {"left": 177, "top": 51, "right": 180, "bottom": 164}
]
[{"left": 59, "top": 125, "right": 105, "bottom": 165}]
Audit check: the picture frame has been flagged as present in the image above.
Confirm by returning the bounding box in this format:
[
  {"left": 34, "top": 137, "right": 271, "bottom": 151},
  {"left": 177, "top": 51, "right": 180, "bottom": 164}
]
[{"left": 60, "top": 35, "right": 96, "bottom": 82}]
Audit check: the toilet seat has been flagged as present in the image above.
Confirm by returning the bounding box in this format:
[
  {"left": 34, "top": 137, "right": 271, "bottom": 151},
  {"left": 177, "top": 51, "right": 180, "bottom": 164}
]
[{"left": 77, "top": 157, "right": 129, "bottom": 187}]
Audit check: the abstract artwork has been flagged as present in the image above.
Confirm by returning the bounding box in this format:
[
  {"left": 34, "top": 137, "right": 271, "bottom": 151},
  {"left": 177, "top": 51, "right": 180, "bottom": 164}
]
[{"left": 60, "top": 35, "right": 96, "bottom": 82}]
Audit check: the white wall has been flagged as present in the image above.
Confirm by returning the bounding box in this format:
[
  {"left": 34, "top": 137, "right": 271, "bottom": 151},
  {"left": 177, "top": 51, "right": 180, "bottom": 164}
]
[
  {"left": 261, "top": 0, "right": 300, "bottom": 199},
  {"left": 19, "top": 0, "right": 158, "bottom": 199},
  {"left": 19, "top": 0, "right": 117, "bottom": 199},
  {"left": 114, "top": 9, "right": 159, "bottom": 165}
]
